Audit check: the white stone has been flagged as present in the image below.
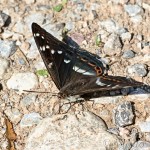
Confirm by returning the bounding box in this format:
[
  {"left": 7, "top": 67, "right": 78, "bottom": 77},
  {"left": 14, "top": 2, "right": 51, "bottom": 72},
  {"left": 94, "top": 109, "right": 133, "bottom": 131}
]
[
  {"left": 0, "top": 40, "right": 17, "bottom": 58},
  {"left": 99, "top": 19, "right": 119, "bottom": 33},
  {"left": 131, "top": 141, "right": 150, "bottom": 150},
  {"left": 4, "top": 107, "right": 22, "bottom": 124},
  {"left": 24, "top": 111, "right": 121, "bottom": 150},
  {"left": 91, "top": 96, "right": 122, "bottom": 104},
  {"left": 103, "top": 33, "right": 122, "bottom": 55},
  {"left": 24, "top": 0, "right": 35, "bottom": 4},
  {"left": 0, "top": 57, "right": 9, "bottom": 79},
  {"left": 7, "top": 72, "right": 38, "bottom": 92},
  {"left": 121, "top": 32, "right": 132, "bottom": 40},
  {"left": 124, "top": 4, "right": 143, "bottom": 17},
  {"left": 20, "top": 112, "right": 42, "bottom": 127},
  {"left": 130, "top": 15, "right": 142, "bottom": 24}
]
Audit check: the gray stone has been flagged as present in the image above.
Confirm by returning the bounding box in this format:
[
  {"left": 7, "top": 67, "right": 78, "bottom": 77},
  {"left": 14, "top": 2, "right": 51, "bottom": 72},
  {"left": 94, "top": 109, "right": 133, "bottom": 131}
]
[
  {"left": 103, "top": 33, "right": 122, "bottom": 55},
  {"left": 122, "top": 50, "right": 135, "bottom": 59},
  {"left": 20, "top": 112, "right": 42, "bottom": 127},
  {"left": 130, "top": 15, "right": 142, "bottom": 24},
  {"left": 7, "top": 72, "right": 38, "bottom": 92},
  {"left": 131, "top": 141, "right": 150, "bottom": 150},
  {"left": 99, "top": 19, "right": 119, "bottom": 33},
  {"left": 113, "top": 101, "right": 134, "bottom": 127},
  {"left": 90, "top": 96, "right": 122, "bottom": 104},
  {"left": 24, "top": 111, "right": 121, "bottom": 150},
  {"left": 127, "top": 64, "right": 147, "bottom": 77},
  {"left": 13, "top": 21, "right": 25, "bottom": 34},
  {"left": 138, "top": 122, "right": 150, "bottom": 132},
  {"left": 4, "top": 107, "right": 22, "bottom": 124},
  {"left": 124, "top": 4, "right": 143, "bottom": 17},
  {"left": 21, "top": 94, "right": 37, "bottom": 107},
  {"left": 0, "top": 57, "right": 9, "bottom": 79},
  {"left": 0, "top": 11, "right": 10, "bottom": 27},
  {"left": 0, "top": 40, "right": 17, "bottom": 58},
  {"left": 24, "top": 0, "right": 35, "bottom": 4},
  {"left": 111, "top": 0, "right": 129, "bottom": 4},
  {"left": 121, "top": 32, "right": 132, "bottom": 41},
  {"left": 65, "top": 21, "right": 74, "bottom": 31},
  {"left": 24, "top": 12, "right": 45, "bottom": 31},
  {"left": 143, "top": 3, "right": 150, "bottom": 11},
  {"left": 136, "top": 35, "right": 143, "bottom": 41},
  {"left": 26, "top": 38, "right": 39, "bottom": 59},
  {"left": 116, "top": 27, "right": 128, "bottom": 35},
  {"left": 1, "top": 30, "right": 13, "bottom": 39},
  {"left": 129, "top": 88, "right": 150, "bottom": 101}
]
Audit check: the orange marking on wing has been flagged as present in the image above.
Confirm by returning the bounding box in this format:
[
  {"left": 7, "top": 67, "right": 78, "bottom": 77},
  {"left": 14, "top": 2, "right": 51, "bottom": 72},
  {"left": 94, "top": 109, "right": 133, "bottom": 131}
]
[{"left": 95, "top": 66, "right": 103, "bottom": 76}]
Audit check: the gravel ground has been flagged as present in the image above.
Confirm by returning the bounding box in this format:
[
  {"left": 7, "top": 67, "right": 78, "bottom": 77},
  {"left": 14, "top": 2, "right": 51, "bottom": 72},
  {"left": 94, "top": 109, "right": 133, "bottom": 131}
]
[{"left": 0, "top": 0, "right": 150, "bottom": 150}]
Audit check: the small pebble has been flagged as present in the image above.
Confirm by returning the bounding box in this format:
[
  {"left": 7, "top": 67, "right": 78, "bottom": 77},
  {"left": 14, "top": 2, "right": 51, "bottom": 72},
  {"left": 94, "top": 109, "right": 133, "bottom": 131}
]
[
  {"left": 124, "top": 4, "right": 143, "bottom": 17},
  {"left": 130, "top": 141, "right": 150, "bottom": 150},
  {"left": 113, "top": 101, "right": 134, "bottom": 127},
  {"left": 0, "top": 57, "right": 9, "bottom": 79},
  {"left": 127, "top": 64, "right": 147, "bottom": 77},
  {"left": 121, "top": 32, "right": 132, "bottom": 41},
  {"left": 0, "top": 11, "right": 10, "bottom": 27},
  {"left": 130, "top": 15, "right": 142, "bottom": 24},
  {"left": 20, "top": 112, "right": 42, "bottom": 127},
  {"left": 138, "top": 121, "right": 150, "bottom": 132},
  {"left": 0, "top": 40, "right": 17, "bottom": 58},
  {"left": 4, "top": 107, "right": 22, "bottom": 124},
  {"left": 7, "top": 72, "right": 38, "bottom": 92},
  {"left": 99, "top": 19, "right": 119, "bottom": 33},
  {"left": 103, "top": 33, "right": 122, "bottom": 55},
  {"left": 122, "top": 50, "right": 135, "bottom": 59},
  {"left": 21, "top": 94, "right": 37, "bottom": 107}
]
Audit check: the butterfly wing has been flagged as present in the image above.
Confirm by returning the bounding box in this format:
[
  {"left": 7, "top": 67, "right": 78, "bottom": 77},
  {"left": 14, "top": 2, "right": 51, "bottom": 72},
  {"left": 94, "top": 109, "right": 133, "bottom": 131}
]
[
  {"left": 32, "top": 23, "right": 78, "bottom": 89},
  {"left": 60, "top": 74, "right": 142, "bottom": 95},
  {"left": 32, "top": 23, "right": 142, "bottom": 96}
]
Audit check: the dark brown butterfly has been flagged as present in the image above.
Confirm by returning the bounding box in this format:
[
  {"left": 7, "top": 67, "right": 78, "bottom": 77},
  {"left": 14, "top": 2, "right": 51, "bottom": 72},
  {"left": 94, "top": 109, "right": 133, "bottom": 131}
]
[{"left": 31, "top": 23, "right": 142, "bottom": 98}]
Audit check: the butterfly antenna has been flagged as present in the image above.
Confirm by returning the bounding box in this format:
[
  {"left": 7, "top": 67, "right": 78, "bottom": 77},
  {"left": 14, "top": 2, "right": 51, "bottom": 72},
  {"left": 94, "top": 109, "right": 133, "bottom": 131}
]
[{"left": 13, "top": 89, "right": 58, "bottom": 96}]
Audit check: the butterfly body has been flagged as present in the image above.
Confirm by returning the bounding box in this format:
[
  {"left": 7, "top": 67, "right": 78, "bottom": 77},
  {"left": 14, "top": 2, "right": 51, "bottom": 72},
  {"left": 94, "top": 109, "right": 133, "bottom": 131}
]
[{"left": 32, "top": 23, "right": 142, "bottom": 97}]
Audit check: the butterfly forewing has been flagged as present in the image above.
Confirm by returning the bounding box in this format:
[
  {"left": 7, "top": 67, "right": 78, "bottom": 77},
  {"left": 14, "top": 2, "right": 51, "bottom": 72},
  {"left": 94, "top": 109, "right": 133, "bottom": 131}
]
[
  {"left": 32, "top": 23, "right": 143, "bottom": 96},
  {"left": 32, "top": 23, "right": 77, "bottom": 89}
]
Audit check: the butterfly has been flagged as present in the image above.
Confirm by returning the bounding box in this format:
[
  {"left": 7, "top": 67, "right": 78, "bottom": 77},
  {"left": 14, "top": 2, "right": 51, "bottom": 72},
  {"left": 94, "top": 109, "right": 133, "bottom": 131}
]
[{"left": 31, "top": 23, "right": 142, "bottom": 98}]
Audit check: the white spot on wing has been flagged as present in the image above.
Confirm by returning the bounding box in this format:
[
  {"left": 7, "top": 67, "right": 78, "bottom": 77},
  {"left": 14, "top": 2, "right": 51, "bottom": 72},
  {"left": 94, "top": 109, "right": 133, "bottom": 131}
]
[
  {"left": 51, "top": 49, "right": 55, "bottom": 54},
  {"left": 41, "top": 36, "right": 44, "bottom": 39},
  {"left": 73, "top": 66, "right": 95, "bottom": 75},
  {"left": 42, "top": 46, "right": 45, "bottom": 51},
  {"left": 35, "top": 33, "right": 40, "bottom": 37},
  {"left": 46, "top": 45, "right": 50, "bottom": 49},
  {"left": 48, "top": 62, "right": 53, "bottom": 68},
  {"left": 64, "top": 59, "right": 71, "bottom": 63},
  {"left": 58, "top": 50, "right": 62, "bottom": 54},
  {"left": 112, "top": 85, "right": 120, "bottom": 89},
  {"left": 96, "top": 77, "right": 106, "bottom": 86}
]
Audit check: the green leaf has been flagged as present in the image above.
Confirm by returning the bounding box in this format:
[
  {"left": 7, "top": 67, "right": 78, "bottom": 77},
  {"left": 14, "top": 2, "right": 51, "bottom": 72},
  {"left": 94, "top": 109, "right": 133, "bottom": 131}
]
[
  {"left": 36, "top": 69, "right": 49, "bottom": 76},
  {"left": 95, "top": 35, "right": 101, "bottom": 46},
  {"left": 53, "top": 4, "right": 63, "bottom": 12},
  {"left": 62, "top": 0, "right": 68, "bottom": 5}
]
